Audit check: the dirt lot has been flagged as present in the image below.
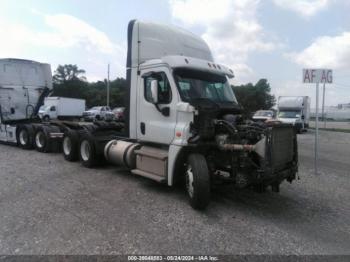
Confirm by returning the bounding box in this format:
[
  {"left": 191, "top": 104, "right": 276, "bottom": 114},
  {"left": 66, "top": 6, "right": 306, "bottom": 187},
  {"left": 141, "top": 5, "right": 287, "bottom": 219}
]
[{"left": 0, "top": 130, "right": 349, "bottom": 255}]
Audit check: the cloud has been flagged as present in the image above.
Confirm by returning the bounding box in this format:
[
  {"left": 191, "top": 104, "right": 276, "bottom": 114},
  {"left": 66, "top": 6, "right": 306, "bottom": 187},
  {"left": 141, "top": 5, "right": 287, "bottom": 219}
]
[
  {"left": 0, "top": 13, "right": 119, "bottom": 55},
  {"left": 169, "top": 0, "right": 277, "bottom": 83},
  {"left": 288, "top": 31, "right": 350, "bottom": 69},
  {"left": 272, "top": 0, "right": 330, "bottom": 17},
  {"left": 42, "top": 14, "right": 119, "bottom": 54},
  {"left": 0, "top": 13, "right": 126, "bottom": 79},
  {"left": 169, "top": 0, "right": 232, "bottom": 25}
]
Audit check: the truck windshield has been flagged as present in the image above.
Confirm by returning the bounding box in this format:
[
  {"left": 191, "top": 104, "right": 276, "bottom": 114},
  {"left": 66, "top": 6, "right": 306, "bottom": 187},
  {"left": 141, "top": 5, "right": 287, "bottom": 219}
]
[
  {"left": 174, "top": 69, "right": 238, "bottom": 104},
  {"left": 278, "top": 110, "right": 300, "bottom": 118},
  {"left": 39, "top": 105, "right": 49, "bottom": 111},
  {"left": 254, "top": 110, "right": 273, "bottom": 117}
]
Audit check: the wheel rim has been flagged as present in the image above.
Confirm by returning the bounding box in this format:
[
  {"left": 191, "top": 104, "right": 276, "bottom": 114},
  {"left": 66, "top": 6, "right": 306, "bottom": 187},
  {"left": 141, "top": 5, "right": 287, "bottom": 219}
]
[
  {"left": 19, "top": 130, "right": 28, "bottom": 145},
  {"left": 186, "top": 165, "right": 194, "bottom": 198},
  {"left": 63, "top": 136, "right": 72, "bottom": 156},
  {"left": 80, "top": 140, "right": 91, "bottom": 161},
  {"left": 35, "top": 131, "right": 45, "bottom": 148}
]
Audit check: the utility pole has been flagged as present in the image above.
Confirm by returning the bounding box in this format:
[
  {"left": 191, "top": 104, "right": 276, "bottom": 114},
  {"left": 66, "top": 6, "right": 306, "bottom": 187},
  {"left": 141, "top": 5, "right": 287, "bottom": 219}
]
[
  {"left": 107, "top": 63, "right": 110, "bottom": 107},
  {"left": 315, "top": 82, "right": 319, "bottom": 175},
  {"left": 321, "top": 82, "right": 326, "bottom": 128}
]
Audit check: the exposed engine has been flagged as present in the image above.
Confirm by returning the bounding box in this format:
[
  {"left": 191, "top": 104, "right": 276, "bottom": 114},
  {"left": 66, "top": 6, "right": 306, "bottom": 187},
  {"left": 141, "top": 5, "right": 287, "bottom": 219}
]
[{"left": 188, "top": 99, "right": 298, "bottom": 191}]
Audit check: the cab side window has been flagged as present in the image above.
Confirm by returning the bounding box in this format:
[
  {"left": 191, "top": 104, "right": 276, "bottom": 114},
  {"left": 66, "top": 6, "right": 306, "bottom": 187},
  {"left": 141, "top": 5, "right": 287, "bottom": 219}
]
[{"left": 144, "top": 72, "right": 172, "bottom": 104}]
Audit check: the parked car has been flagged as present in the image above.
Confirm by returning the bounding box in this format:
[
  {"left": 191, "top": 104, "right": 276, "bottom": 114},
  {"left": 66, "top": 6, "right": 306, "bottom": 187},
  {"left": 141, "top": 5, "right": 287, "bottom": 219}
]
[
  {"left": 252, "top": 110, "right": 275, "bottom": 122},
  {"left": 83, "top": 106, "right": 114, "bottom": 121},
  {"left": 112, "top": 107, "right": 125, "bottom": 121}
]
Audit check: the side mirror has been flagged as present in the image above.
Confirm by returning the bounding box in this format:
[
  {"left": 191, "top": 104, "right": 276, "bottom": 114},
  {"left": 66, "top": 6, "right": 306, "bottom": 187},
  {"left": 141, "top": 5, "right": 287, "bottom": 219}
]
[
  {"left": 301, "top": 115, "right": 305, "bottom": 120},
  {"left": 150, "top": 80, "right": 158, "bottom": 104}
]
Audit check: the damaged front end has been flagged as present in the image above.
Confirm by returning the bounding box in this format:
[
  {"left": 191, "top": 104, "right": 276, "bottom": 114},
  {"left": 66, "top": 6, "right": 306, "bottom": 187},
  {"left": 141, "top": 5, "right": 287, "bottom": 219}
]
[{"left": 188, "top": 100, "right": 298, "bottom": 192}]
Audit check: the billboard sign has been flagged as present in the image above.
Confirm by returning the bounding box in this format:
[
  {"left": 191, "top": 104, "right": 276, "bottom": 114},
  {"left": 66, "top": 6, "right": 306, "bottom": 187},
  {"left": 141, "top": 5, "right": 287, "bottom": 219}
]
[{"left": 303, "top": 69, "right": 333, "bottom": 84}]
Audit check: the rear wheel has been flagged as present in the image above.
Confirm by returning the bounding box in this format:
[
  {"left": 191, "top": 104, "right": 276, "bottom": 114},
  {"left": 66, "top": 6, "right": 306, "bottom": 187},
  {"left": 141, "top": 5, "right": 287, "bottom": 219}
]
[
  {"left": 35, "top": 128, "right": 48, "bottom": 152},
  {"left": 43, "top": 115, "right": 50, "bottom": 122},
  {"left": 62, "top": 130, "right": 79, "bottom": 161},
  {"left": 185, "top": 153, "right": 211, "bottom": 210},
  {"left": 79, "top": 132, "right": 99, "bottom": 167},
  {"left": 17, "top": 125, "right": 35, "bottom": 149},
  {"left": 35, "top": 126, "right": 59, "bottom": 153}
]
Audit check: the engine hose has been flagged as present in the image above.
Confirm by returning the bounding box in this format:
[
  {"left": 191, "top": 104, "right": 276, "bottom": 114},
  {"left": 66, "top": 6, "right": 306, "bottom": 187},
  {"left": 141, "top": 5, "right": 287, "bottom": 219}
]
[
  {"left": 215, "top": 120, "right": 239, "bottom": 138},
  {"left": 218, "top": 143, "right": 255, "bottom": 152}
]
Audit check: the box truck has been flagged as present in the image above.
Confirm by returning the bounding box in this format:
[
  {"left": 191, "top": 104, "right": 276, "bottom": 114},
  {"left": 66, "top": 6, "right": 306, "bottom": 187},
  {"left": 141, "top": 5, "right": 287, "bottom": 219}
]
[
  {"left": 277, "top": 96, "right": 310, "bottom": 133},
  {"left": 0, "top": 20, "right": 298, "bottom": 209},
  {"left": 39, "top": 97, "right": 86, "bottom": 121}
]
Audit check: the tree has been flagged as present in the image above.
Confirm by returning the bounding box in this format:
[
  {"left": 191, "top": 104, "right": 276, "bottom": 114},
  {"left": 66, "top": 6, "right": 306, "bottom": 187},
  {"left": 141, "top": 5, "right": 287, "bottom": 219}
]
[
  {"left": 232, "top": 79, "right": 275, "bottom": 117},
  {"left": 53, "top": 64, "right": 87, "bottom": 84},
  {"left": 52, "top": 64, "right": 127, "bottom": 108}
]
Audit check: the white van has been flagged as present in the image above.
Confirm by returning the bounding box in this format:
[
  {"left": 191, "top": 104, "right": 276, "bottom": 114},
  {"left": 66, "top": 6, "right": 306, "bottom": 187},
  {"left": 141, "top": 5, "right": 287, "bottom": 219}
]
[{"left": 39, "top": 97, "right": 85, "bottom": 121}]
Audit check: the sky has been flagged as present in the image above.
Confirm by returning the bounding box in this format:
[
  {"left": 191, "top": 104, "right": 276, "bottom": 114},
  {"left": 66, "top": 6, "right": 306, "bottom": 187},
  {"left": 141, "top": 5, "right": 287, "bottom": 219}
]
[{"left": 0, "top": 0, "right": 349, "bottom": 107}]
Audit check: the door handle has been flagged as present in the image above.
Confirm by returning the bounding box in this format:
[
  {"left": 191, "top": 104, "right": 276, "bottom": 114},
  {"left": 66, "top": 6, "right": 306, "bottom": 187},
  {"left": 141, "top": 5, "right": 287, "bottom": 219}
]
[{"left": 140, "top": 122, "right": 145, "bottom": 135}]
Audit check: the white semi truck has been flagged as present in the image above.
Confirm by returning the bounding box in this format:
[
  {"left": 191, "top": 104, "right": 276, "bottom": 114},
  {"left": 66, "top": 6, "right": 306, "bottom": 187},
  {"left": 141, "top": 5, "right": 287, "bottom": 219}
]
[
  {"left": 0, "top": 21, "right": 298, "bottom": 209},
  {"left": 277, "top": 96, "right": 310, "bottom": 133},
  {"left": 0, "top": 58, "right": 122, "bottom": 156},
  {"left": 39, "top": 97, "right": 86, "bottom": 121}
]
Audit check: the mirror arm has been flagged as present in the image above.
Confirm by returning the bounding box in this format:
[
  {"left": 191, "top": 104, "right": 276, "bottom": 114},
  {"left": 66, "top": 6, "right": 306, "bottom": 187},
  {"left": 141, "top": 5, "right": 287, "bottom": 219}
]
[{"left": 154, "top": 103, "right": 170, "bottom": 117}]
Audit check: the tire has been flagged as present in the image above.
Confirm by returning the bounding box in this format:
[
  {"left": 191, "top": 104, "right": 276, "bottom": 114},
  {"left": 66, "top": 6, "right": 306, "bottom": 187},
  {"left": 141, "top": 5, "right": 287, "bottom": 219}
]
[
  {"left": 34, "top": 126, "right": 51, "bottom": 153},
  {"left": 62, "top": 129, "right": 79, "bottom": 161},
  {"left": 17, "top": 125, "right": 35, "bottom": 149},
  {"left": 79, "top": 131, "right": 99, "bottom": 168},
  {"left": 185, "top": 153, "right": 211, "bottom": 210},
  {"left": 43, "top": 115, "right": 50, "bottom": 122}
]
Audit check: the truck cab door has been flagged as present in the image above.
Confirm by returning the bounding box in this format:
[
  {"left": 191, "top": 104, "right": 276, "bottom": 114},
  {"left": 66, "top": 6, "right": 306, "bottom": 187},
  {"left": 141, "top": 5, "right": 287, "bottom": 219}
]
[
  {"left": 100, "top": 107, "right": 106, "bottom": 119},
  {"left": 50, "top": 106, "right": 57, "bottom": 119},
  {"left": 137, "top": 67, "right": 177, "bottom": 144},
  {"left": 0, "top": 89, "right": 13, "bottom": 119}
]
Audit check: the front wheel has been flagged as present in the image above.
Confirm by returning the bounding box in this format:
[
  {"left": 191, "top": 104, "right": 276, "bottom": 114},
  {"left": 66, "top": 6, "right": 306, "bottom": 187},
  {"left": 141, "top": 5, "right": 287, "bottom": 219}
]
[{"left": 185, "top": 153, "right": 211, "bottom": 210}]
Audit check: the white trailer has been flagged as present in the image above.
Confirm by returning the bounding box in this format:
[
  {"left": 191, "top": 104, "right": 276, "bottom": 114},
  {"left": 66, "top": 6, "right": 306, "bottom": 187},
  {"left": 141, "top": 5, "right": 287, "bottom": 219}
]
[
  {"left": 39, "top": 97, "right": 86, "bottom": 121},
  {"left": 277, "top": 96, "right": 310, "bottom": 132}
]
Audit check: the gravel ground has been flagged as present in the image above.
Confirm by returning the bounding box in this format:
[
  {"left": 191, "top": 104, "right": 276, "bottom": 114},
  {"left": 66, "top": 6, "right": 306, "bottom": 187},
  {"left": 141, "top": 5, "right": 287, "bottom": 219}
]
[{"left": 0, "top": 130, "right": 349, "bottom": 255}]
